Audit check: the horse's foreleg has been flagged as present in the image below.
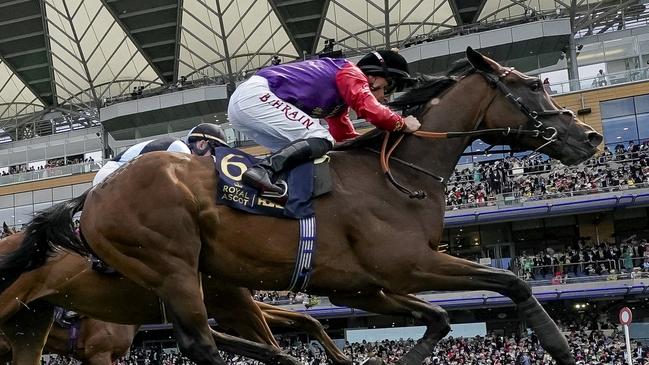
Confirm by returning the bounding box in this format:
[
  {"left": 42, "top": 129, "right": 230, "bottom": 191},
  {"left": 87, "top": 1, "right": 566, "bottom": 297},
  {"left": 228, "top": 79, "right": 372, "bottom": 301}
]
[
  {"left": 329, "top": 292, "right": 449, "bottom": 365},
  {"left": 408, "top": 251, "right": 574, "bottom": 365},
  {"left": 257, "top": 302, "right": 351, "bottom": 365},
  {"left": 2, "top": 301, "right": 54, "bottom": 365},
  {"left": 159, "top": 272, "right": 226, "bottom": 365},
  {"left": 210, "top": 329, "right": 300, "bottom": 365}
]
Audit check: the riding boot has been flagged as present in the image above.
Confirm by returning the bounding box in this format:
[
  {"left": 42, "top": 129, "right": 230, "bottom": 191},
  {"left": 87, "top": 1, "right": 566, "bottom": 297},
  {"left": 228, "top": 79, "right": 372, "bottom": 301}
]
[{"left": 242, "top": 138, "right": 332, "bottom": 195}]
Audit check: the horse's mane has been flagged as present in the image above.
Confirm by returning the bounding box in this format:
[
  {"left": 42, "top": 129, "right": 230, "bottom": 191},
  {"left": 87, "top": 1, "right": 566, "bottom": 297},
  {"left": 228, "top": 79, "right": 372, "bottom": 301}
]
[{"left": 335, "top": 59, "right": 475, "bottom": 151}]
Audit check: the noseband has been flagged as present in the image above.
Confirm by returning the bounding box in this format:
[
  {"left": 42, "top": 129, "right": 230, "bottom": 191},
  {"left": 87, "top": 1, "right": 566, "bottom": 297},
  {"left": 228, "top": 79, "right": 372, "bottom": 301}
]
[{"left": 380, "top": 67, "right": 576, "bottom": 199}]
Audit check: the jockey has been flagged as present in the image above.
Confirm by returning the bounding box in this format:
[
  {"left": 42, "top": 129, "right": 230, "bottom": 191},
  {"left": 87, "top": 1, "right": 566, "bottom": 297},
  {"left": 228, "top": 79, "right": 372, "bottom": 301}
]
[
  {"left": 228, "top": 49, "right": 421, "bottom": 196},
  {"left": 92, "top": 123, "right": 228, "bottom": 186}
]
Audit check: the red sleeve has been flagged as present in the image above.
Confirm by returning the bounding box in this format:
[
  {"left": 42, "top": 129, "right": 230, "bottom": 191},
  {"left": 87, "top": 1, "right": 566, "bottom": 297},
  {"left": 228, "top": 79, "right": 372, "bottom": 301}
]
[
  {"left": 325, "top": 109, "right": 360, "bottom": 142},
  {"left": 335, "top": 63, "right": 403, "bottom": 132}
]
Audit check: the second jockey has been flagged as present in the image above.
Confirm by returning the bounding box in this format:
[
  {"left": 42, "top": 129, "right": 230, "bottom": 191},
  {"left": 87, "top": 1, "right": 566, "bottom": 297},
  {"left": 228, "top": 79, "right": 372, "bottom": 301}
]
[
  {"left": 92, "top": 123, "right": 228, "bottom": 186},
  {"left": 227, "top": 49, "right": 421, "bottom": 196}
]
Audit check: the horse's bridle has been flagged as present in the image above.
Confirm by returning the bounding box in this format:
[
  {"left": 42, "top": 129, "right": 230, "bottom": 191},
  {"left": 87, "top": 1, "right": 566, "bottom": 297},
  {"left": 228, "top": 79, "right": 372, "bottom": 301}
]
[{"left": 379, "top": 67, "right": 577, "bottom": 200}]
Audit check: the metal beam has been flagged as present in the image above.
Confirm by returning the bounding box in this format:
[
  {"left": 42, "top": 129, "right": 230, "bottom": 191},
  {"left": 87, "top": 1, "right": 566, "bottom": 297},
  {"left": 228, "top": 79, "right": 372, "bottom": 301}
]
[
  {"left": 78, "top": 4, "right": 104, "bottom": 41},
  {"left": 214, "top": 0, "right": 234, "bottom": 82},
  {"left": 173, "top": 0, "right": 184, "bottom": 82},
  {"left": 224, "top": 0, "right": 259, "bottom": 39},
  {"left": 129, "top": 22, "right": 177, "bottom": 34},
  {"left": 276, "top": 0, "right": 315, "bottom": 6},
  {"left": 294, "top": 32, "right": 317, "bottom": 39},
  {"left": 117, "top": 4, "right": 178, "bottom": 19},
  {"left": 179, "top": 44, "right": 225, "bottom": 77},
  {"left": 90, "top": 35, "right": 129, "bottom": 84},
  {"left": 86, "top": 21, "right": 118, "bottom": 61},
  {"left": 141, "top": 39, "right": 177, "bottom": 49},
  {"left": 182, "top": 7, "right": 224, "bottom": 41},
  {"left": 100, "top": 0, "right": 169, "bottom": 83},
  {"left": 575, "top": 0, "right": 637, "bottom": 31},
  {"left": 0, "top": 59, "right": 48, "bottom": 107},
  {"left": 399, "top": 0, "right": 450, "bottom": 47},
  {"left": 235, "top": 25, "right": 286, "bottom": 74},
  {"left": 284, "top": 14, "right": 322, "bottom": 23},
  {"left": 3, "top": 47, "right": 47, "bottom": 59},
  {"left": 267, "top": 0, "right": 304, "bottom": 56},
  {"left": 324, "top": 18, "right": 372, "bottom": 49},
  {"left": 329, "top": 0, "right": 385, "bottom": 36},
  {"left": 180, "top": 26, "right": 225, "bottom": 59},
  {"left": 40, "top": 0, "right": 57, "bottom": 106},
  {"left": 384, "top": 0, "right": 390, "bottom": 48},
  {"left": 311, "top": 0, "right": 330, "bottom": 54},
  {"left": 229, "top": 8, "right": 274, "bottom": 56},
  {"left": 0, "top": 31, "right": 45, "bottom": 44},
  {"left": 390, "top": 0, "right": 427, "bottom": 37},
  {"left": 0, "top": 14, "right": 40, "bottom": 27},
  {"left": 0, "top": 0, "right": 31, "bottom": 8},
  {"left": 15, "top": 63, "right": 49, "bottom": 72}
]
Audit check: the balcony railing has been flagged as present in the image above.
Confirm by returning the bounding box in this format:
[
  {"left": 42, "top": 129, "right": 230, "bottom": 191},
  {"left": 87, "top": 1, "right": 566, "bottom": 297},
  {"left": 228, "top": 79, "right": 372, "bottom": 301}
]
[
  {"left": 0, "top": 161, "right": 103, "bottom": 186},
  {"left": 546, "top": 67, "right": 649, "bottom": 95}
]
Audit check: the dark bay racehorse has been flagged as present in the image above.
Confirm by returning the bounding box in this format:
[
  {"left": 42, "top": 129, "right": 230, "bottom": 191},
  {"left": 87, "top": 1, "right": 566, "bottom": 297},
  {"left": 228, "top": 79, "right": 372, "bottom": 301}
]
[
  {"left": 0, "top": 232, "right": 347, "bottom": 365},
  {"left": 0, "top": 307, "right": 137, "bottom": 365},
  {"left": 3, "top": 48, "right": 601, "bottom": 365}
]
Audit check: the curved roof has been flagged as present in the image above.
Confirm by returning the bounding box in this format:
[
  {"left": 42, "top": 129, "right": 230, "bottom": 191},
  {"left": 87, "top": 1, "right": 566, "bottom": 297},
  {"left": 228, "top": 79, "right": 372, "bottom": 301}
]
[{"left": 0, "top": 0, "right": 625, "bottom": 121}]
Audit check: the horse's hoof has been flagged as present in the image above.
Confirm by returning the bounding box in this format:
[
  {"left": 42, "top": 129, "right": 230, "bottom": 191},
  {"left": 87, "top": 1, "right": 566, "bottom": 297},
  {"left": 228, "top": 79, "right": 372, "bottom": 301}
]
[
  {"left": 361, "top": 357, "right": 387, "bottom": 365},
  {"left": 270, "top": 354, "right": 300, "bottom": 365}
]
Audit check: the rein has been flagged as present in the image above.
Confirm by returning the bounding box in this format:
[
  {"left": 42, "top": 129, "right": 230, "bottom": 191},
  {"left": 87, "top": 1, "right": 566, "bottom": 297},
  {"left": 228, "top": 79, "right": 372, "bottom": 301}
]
[{"left": 379, "top": 68, "right": 574, "bottom": 200}]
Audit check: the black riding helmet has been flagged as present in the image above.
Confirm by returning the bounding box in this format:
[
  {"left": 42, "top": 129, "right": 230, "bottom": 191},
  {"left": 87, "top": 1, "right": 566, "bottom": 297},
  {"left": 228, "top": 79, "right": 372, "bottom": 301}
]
[
  {"left": 186, "top": 123, "right": 229, "bottom": 156},
  {"left": 356, "top": 50, "right": 417, "bottom": 93}
]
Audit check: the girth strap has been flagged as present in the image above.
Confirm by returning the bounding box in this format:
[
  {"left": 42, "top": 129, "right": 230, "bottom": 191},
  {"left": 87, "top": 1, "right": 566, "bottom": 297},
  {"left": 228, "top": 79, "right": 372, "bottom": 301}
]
[{"left": 287, "top": 216, "right": 316, "bottom": 292}]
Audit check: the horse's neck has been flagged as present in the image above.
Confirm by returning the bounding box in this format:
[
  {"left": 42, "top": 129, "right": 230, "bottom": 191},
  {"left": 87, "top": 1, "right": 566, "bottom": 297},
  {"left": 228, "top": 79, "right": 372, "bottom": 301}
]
[{"left": 396, "top": 76, "right": 491, "bottom": 183}]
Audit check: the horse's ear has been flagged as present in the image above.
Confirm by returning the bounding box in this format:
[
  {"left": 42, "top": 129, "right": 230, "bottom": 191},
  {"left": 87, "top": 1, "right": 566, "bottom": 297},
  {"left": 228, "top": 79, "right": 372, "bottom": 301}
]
[
  {"left": 466, "top": 47, "right": 495, "bottom": 74},
  {"left": 2, "top": 222, "right": 8, "bottom": 233}
]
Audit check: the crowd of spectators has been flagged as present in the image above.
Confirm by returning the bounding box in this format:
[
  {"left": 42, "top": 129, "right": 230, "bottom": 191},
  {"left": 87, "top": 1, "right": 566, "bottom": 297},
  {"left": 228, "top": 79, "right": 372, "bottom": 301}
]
[
  {"left": 0, "top": 156, "right": 96, "bottom": 177},
  {"left": 446, "top": 141, "right": 649, "bottom": 210},
  {"left": 513, "top": 236, "right": 649, "bottom": 281},
  {"left": 44, "top": 320, "right": 646, "bottom": 365}
]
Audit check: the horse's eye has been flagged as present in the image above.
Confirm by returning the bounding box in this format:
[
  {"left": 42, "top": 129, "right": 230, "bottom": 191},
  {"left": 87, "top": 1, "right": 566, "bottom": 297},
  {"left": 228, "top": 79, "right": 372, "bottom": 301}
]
[{"left": 530, "top": 82, "right": 541, "bottom": 91}]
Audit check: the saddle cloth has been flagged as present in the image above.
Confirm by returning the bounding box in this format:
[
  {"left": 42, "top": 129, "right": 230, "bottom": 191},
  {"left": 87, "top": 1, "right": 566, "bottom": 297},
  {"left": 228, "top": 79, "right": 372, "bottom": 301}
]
[{"left": 213, "top": 147, "right": 331, "bottom": 219}]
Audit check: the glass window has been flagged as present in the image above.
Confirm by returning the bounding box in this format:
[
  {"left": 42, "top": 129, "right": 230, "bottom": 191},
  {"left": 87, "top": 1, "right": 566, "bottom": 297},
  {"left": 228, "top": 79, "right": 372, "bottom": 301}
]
[
  {"left": 601, "top": 115, "right": 638, "bottom": 145},
  {"left": 14, "top": 205, "right": 33, "bottom": 227},
  {"left": 0, "top": 207, "right": 14, "bottom": 227},
  {"left": 14, "top": 192, "right": 32, "bottom": 206},
  {"left": 634, "top": 95, "right": 649, "bottom": 114},
  {"left": 636, "top": 113, "right": 649, "bottom": 141},
  {"left": 600, "top": 98, "right": 636, "bottom": 119}
]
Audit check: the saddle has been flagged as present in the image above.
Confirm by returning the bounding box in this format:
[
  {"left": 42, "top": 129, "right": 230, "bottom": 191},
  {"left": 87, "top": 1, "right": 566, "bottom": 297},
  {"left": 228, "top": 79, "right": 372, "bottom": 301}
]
[{"left": 214, "top": 147, "right": 332, "bottom": 219}]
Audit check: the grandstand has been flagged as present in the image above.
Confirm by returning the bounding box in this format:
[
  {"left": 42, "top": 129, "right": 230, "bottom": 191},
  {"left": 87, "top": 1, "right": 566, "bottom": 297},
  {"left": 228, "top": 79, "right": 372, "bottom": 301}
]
[{"left": 1, "top": 0, "right": 649, "bottom": 364}]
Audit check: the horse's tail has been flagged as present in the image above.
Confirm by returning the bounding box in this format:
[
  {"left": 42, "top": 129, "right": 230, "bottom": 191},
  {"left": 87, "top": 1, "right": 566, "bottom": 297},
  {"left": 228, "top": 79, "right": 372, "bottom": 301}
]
[{"left": 0, "top": 189, "right": 90, "bottom": 291}]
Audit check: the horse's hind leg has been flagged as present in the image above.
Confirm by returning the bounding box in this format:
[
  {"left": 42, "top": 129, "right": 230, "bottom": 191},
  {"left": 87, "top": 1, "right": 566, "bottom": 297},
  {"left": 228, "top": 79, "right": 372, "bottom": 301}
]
[
  {"left": 257, "top": 302, "right": 351, "bottom": 365},
  {"left": 329, "top": 292, "right": 449, "bottom": 365},
  {"left": 407, "top": 251, "right": 574, "bottom": 365},
  {"left": 2, "top": 300, "right": 54, "bottom": 365}
]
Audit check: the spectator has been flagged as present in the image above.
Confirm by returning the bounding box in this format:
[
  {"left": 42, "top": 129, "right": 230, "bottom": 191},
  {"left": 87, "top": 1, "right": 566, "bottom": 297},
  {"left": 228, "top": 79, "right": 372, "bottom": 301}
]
[
  {"left": 543, "top": 77, "right": 551, "bottom": 93},
  {"left": 595, "top": 69, "right": 608, "bottom": 86}
]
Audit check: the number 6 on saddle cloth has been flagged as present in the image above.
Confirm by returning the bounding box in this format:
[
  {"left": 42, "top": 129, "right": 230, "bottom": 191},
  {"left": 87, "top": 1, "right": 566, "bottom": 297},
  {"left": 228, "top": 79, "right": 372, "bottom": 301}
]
[{"left": 214, "top": 146, "right": 331, "bottom": 220}]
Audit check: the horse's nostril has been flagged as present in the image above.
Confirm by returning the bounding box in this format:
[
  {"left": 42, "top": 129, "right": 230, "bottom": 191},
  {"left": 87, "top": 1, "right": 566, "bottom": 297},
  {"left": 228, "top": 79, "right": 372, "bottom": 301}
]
[{"left": 586, "top": 131, "right": 603, "bottom": 147}]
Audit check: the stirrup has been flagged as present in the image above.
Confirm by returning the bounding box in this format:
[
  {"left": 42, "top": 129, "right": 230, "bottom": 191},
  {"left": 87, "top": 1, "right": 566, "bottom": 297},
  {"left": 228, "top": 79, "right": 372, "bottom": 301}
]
[{"left": 260, "top": 179, "right": 288, "bottom": 200}]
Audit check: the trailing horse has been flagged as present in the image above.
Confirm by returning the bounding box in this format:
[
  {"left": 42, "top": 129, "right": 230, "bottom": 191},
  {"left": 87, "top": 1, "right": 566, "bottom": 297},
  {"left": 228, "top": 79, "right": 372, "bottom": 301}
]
[
  {"left": 0, "top": 232, "right": 348, "bottom": 365},
  {"left": 3, "top": 48, "right": 601, "bottom": 365}
]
